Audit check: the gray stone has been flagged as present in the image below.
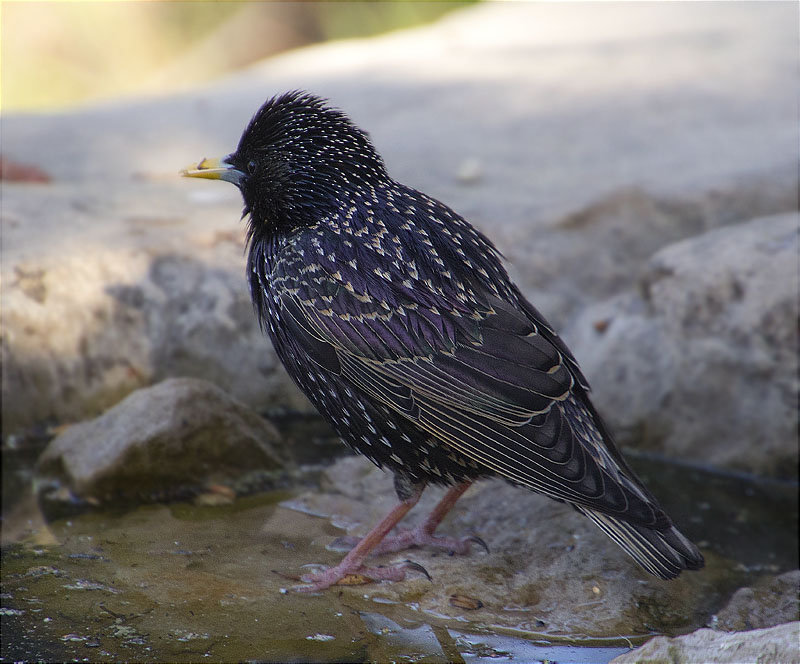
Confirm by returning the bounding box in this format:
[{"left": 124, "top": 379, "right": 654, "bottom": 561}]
[
  {"left": 609, "top": 622, "right": 800, "bottom": 664},
  {"left": 1, "top": 190, "right": 313, "bottom": 433},
  {"left": 711, "top": 570, "right": 800, "bottom": 632},
  {"left": 36, "top": 377, "right": 285, "bottom": 501},
  {"left": 3, "top": 2, "right": 797, "bottom": 473},
  {"left": 568, "top": 213, "right": 799, "bottom": 477}
]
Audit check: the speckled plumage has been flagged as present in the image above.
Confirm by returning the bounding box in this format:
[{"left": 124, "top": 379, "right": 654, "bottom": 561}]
[{"left": 186, "top": 91, "right": 704, "bottom": 581}]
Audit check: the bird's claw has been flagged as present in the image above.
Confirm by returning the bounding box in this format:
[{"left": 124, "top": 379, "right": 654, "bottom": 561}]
[
  {"left": 466, "top": 535, "right": 490, "bottom": 554},
  {"left": 400, "top": 559, "right": 432, "bottom": 581},
  {"left": 295, "top": 559, "right": 430, "bottom": 592}
]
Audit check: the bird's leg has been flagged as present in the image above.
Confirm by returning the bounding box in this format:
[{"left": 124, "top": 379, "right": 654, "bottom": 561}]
[
  {"left": 371, "top": 481, "right": 487, "bottom": 555},
  {"left": 297, "top": 484, "right": 426, "bottom": 592},
  {"left": 330, "top": 481, "right": 487, "bottom": 557}
]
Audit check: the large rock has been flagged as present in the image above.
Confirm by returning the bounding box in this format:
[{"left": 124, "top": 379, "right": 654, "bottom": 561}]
[
  {"left": 3, "top": 2, "right": 797, "bottom": 477},
  {"left": 36, "top": 377, "right": 285, "bottom": 502},
  {"left": 567, "top": 213, "right": 798, "bottom": 477},
  {"left": 1, "top": 186, "right": 311, "bottom": 433},
  {"left": 609, "top": 622, "right": 800, "bottom": 664}
]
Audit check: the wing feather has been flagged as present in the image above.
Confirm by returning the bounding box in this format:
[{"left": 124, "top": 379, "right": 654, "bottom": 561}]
[{"left": 279, "top": 284, "right": 664, "bottom": 527}]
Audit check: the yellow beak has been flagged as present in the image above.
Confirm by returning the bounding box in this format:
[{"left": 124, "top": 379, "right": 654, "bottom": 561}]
[{"left": 181, "top": 156, "right": 244, "bottom": 185}]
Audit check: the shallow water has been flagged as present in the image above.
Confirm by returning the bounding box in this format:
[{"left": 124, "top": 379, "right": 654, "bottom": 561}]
[
  {"left": 2, "top": 493, "right": 632, "bottom": 663},
  {"left": 2, "top": 419, "right": 796, "bottom": 662}
]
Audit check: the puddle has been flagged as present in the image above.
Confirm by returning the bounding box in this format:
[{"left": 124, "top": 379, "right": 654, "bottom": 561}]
[
  {"left": 2, "top": 492, "right": 633, "bottom": 663},
  {"left": 624, "top": 451, "right": 798, "bottom": 573}
]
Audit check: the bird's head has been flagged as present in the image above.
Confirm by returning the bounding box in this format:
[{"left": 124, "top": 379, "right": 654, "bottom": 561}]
[{"left": 182, "top": 91, "right": 389, "bottom": 232}]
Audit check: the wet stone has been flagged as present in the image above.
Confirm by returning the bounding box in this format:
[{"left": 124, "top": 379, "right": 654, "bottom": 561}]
[
  {"left": 609, "top": 622, "right": 800, "bottom": 664},
  {"left": 281, "top": 454, "right": 797, "bottom": 639},
  {"left": 711, "top": 570, "right": 800, "bottom": 632},
  {"left": 35, "top": 377, "right": 287, "bottom": 510}
]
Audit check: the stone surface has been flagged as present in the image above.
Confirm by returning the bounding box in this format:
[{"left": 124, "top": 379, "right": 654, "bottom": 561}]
[
  {"left": 568, "top": 213, "right": 798, "bottom": 478},
  {"left": 609, "top": 622, "right": 800, "bottom": 664},
  {"left": 711, "top": 570, "right": 800, "bottom": 632},
  {"left": 35, "top": 377, "right": 285, "bottom": 502},
  {"left": 282, "top": 456, "right": 751, "bottom": 639},
  {"left": 3, "top": 3, "right": 797, "bottom": 455}
]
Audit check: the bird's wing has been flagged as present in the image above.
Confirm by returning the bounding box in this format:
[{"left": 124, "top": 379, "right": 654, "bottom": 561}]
[{"left": 279, "top": 276, "right": 667, "bottom": 529}]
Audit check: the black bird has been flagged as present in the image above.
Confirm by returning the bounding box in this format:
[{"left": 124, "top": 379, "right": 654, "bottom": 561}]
[{"left": 182, "top": 91, "right": 704, "bottom": 590}]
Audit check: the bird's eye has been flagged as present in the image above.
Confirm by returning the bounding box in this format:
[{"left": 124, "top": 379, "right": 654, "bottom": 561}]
[{"left": 246, "top": 159, "right": 258, "bottom": 175}]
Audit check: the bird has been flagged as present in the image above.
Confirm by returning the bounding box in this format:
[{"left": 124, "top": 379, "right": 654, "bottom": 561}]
[{"left": 182, "top": 91, "right": 704, "bottom": 591}]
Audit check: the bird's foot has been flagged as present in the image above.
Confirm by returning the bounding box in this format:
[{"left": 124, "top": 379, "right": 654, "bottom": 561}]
[
  {"left": 331, "top": 528, "right": 489, "bottom": 556},
  {"left": 296, "top": 559, "right": 430, "bottom": 593},
  {"left": 376, "top": 529, "right": 489, "bottom": 556},
  {"left": 293, "top": 482, "right": 479, "bottom": 592}
]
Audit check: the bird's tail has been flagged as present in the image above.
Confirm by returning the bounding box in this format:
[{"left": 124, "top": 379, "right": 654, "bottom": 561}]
[{"left": 577, "top": 507, "right": 705, "bottom": 579}]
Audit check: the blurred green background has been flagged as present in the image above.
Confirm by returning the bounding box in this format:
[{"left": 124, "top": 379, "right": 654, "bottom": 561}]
[{"left": 2, "top": 1, "right": 474, "bottom": 112}]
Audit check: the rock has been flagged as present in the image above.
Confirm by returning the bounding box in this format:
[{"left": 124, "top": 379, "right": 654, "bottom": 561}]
[
  {"left": 568, "top": 213, "right": 798, "bottom": 477},
  {"left": 507, "top": 180, "right": 797, "bottom": 330},
  {"left": 36, "top": 377, "right": 285, "bottom": 503},
  {"left": 284, "top": 456, "right": 743, "bottom": 638},
  {"left": 1, "top": 193, "right": 313, "bottom": 434},
  {"left": 609, "top": 622, "right": 800, "bottom": 664},
  {"left": 2, "top": 3, "right": 796, "bottom": 436},
  {"left": 711, "top": 570, "right": 800, "bottom": 632}
]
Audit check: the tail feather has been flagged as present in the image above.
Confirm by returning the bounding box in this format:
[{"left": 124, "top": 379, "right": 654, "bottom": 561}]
[{"left": 577, "top": 507, "right": 705, "bottom": 580}]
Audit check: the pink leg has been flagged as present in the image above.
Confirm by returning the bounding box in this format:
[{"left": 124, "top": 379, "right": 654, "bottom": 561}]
[
  {"left": 298, "top": 484, "right": 426, "bottom": 592},
  {"left": 371, "top": 481, "right": 485, "bottom": 555},
  {"left": 298, "top": 482, "right": 484, "bottom": 591},
  {"left": 329, "top": 481, "right": 486, "bottom": 558}
]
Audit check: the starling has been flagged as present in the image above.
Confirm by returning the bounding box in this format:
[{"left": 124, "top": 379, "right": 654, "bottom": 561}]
[{"left": 182, "top": 91, "right": 704, "bottom": 590}]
